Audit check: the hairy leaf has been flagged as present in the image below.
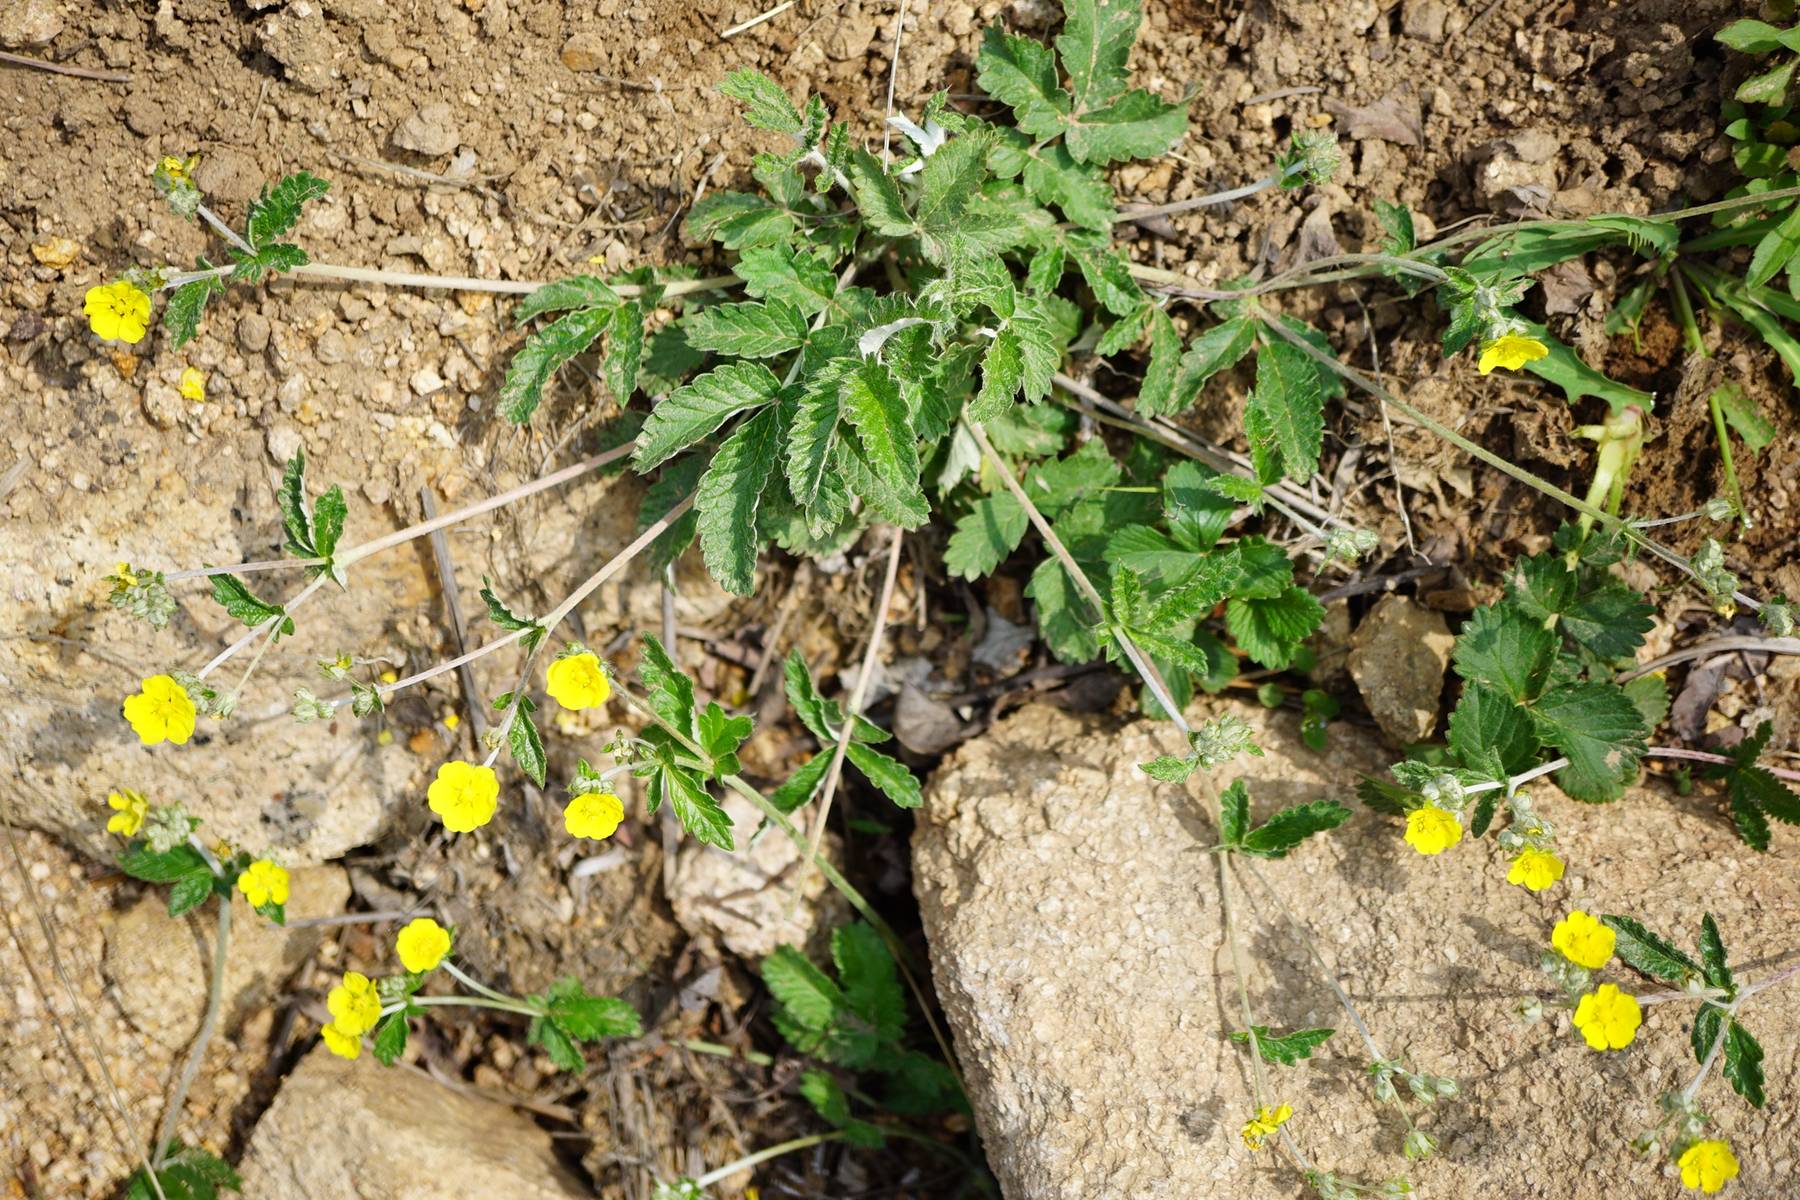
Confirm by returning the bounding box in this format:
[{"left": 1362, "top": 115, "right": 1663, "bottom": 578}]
[
  {"left": 636, "top": 361, "right": 781, "bottom": 470},
  {"left": 500, "top": 305, "right": 613, "bottom": 424},
  {"left": 1603, "top": 914, "right": 1700, "bottom": 983},
  {"left": 246, "top": 170, "right": 329, "bottom": 247},
  {"left": 695, "top": 406, "right": 780, "bottom": 595}
]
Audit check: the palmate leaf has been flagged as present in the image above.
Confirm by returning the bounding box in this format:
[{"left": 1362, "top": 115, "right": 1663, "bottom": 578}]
[
  {"left": 735, "top": 244, "right": 841, "bottom": 316},
  {"left": 499, "top": 305, "right": 613, "bottom": 424},
  {"left": 1230, "top": 1025, "right": 1336, "bottom": 1066},
  {"left": 636, "top": 361, "right": 782, "bottom": 470},
  {"left": 695, "top": 405, "right": 780, "bottom": 595}
]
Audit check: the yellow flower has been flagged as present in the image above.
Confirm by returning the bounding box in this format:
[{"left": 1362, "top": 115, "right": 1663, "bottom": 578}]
[
  {"left": 114, "top": 561, "right": 138, "bottom": 587},
  {"left": 1476, "top": 333, "right": 1549, "bottom": 374},
  {"left": 427, "top": 760, "right": 499, "bottom": 833},
  {"left": 1552, "top": 909, "right": 1615, "bottom": 970},
  {"left": 442, "top": 711, "right": 461, "bottom": 730},
  {"left": 1572, "top": 983, "right": 1642, "bottom": 1051},
  {"left": 106, "top": 789, "right": 149, "bottom": 837},
  {"left": 236, "top": 859, "right": 289, "bottom": 908},
  {"left": 326, "top": 971, "right": 382, "bottom": 1037},
  {"left": 1404, "top": 804, "right": 1462, "bottom": 856},
  {"left": 1679, "top": 1139, "right": 1739, "bottom": 1194},
  {"left": 1506, "top": 846, "right": 1564, "bottom": 892},
  {"left": 156, "top": 155, "right": 196, "bottom": 185},
  {"left": 83, "top": 281, "right": 152, "bottom": 344},
  {"left": 395, "top": 917, "right": 452, "bottom": 973},
  {"left": 564, "top": 791, "right": 625, "bottom": 841},
  {"left": 1241, "top": 1103, "right": 1293, "bottom": 1150},
  {"left": 320, "top": 1021, "right": 362, "bottom": 1059},
  {"left": 123, "top": 674, "right": 198, "bottom": 746},
  {"left": 379, "top": 669, "right": 398, "bottom": 685},
  {"left": 178, "top": 367, "right": 206, "bottom": 401},
  {"left": 546, "top": 651, "right": 611, "bottom": 710}
]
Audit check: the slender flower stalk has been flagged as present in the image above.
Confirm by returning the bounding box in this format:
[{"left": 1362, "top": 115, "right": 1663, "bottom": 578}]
[{"left": 160, "top": 260, "right": 738, "bottom": 299}]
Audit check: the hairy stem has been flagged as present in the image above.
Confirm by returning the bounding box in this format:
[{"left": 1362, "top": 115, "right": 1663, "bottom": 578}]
[
  {"left": 693, "top": 1131, "right": 845, "bottom": 1188},
  {"left": 153, "top": 898, "right": 230, "bottom": 1168},
  {"left": 163, "top": 261, "right": 739, "bottom": 298}
]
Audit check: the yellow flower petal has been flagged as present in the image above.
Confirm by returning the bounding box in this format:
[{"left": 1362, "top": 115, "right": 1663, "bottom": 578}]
[
  {"left": 1572, "top": 983, "right": 1641, "bottom": 1051},
  {"left": 235, "top": 859, "right": 290, "bottom": 909},
  {"left": 1552, "top": 909, "right": 1615, "bottom": 970},
  {"left": 395, "top": 917, "right": 452, "bottom": 974},
  {"left": 1678, "top": 1139, "right": 1739, "bottom": 1194},
  {"left": 83, "top": 281, "right": 152, "bottom": 345},
  {"left": 564, "top": 791, "right": 625, "bottom": 841},
  {"left": 1506, "top": 846, "right": 1564, "bottom": 892},
  {"left": 426, "top": 760, "right": 499, "bottom": 833},
  {"left": 546, "top": 651, "right": 611, "bottom": 711},
  {"left": 178, "top": 367, "right": 206, "bottom": 402},
  {"left": 320, "top": 1022, "right": 362, "bottom": 1059},
  {"left": 1476, "top": 333, "right": 1549, "bottom": 375},
  {"left": 1404, "top": 804, "right": 1462, "bottom": 856},
  {"left": 123, "top": 674, "right": 198, "bottom": 746}
]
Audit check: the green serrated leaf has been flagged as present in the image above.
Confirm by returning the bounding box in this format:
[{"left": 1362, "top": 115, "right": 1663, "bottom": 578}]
[
  {"left": 846, "top": 742, "right": 922, "bottom": 809},
  {"left": 639, "top": 634, "right": 698, "bottom": 739},
  {"left": 515, "top": 276, "right": 620, "bottom": 324},
  {"left": 1723, "top": 1019, "right": 1766, "bottom": 1107},
  {"left": 119, "top": 843, "right": 210, "bottom": 884},
  {"left": 1056, "top": 0, "right": 1141, "bottom": 111},
  {"left": 720, "top": 68, "right": 805, "bottom": 135},
  {"left": 1603, "top": 914, "right": 1700, "bottom": 982},
  {"left": 209, "top": 574, "right": 294, "bottom": 637},
  {"left": 686, "top": 299, "right": 810, "bottom": 358},
  {"left": 636, "top": 361, "right": 782, "bottom": 470},
  {"left": 977, "top": 26, "right": 1072, "bottom": 138},
  {"left": 545, "top": 977, "right": 643, "bottom": 1039},
  {"left": 1531, "top": 681, "right": 1645, "bottom": 802},
  {"left": 163, "top": 274, "right": 225, "bottom": 350},
  {"left": 229, "top": 242, "right": 308, "bottom": 284},
  {"left": 278, "top": 447, "right": 315, "bottom": 558},
  {"left": 1239, "top": 800, "right": 1352, "bottom": 858},
  {"left": 1453, "top": 602, "right": 1556, "bottom": 703},
  {"left": 1229, "top": 1025, "right": 1335, "bottom": 1066},
  {"left": 1220, "top": 778, "right": 1250, "bottom": 844},
  {"left": 654, "top": 761, "right": 734, "bottom": 850},
  {"left": 1698, "top": 913, "right": 1735, "bottom": 993},
  {"left": 834, "top": 921, "right": 905, "bottom": 1043},
  {"left": 1243, "top": 341, "right": 1324, "bottom": 482},
  {"left": 312, "top": 485, "right": 347, "bottom": 564},
  {"left": 246, "top": 170, "right": 329, "bottom": 247},
  {"left": 499, "top": 305, "right": 613, "bottom": 424},
  {"left": 847, "top": 149, "right": 915, "bottom": 237},
  {"left": 695, "top": 405, "right": 779, "bottom": 595},
  {"left": 508, "top": 701, "right": 547, "bottom": 787},
  {"left": 167, "top": 868, "right": 216, "bottom": 918},
  {"left": 372, "top": 1011, "right": 409, "bottom": 1065},
  {"left": 945, "top": 493, "right": 1027, "bottom": 580},
  {"left": 1447, "top": 682, "right": 1540, "bottom": 778},
  {"left": 527, "top": 1013, "right": 587, "bottom": 1072},
  {"left": 1226, "top": 585, "right": 1324, "bottom": 671},
  {"left": 839, "top": 359, "right": 926, "bottom": 525},
  {"left": 1067, "top": 88, "right": 1186, "bottom": 166}
]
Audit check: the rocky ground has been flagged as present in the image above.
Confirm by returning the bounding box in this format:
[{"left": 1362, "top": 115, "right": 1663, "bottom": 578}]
[{"left": 4, "top": 0, "right": 1800, "bottom": 1196}]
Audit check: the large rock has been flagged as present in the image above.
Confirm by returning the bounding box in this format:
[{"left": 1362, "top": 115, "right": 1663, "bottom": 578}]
[
  {"left": 239, "top": 1045, "right": 588, "bottom": 1198},
  {"left": 1347, "top": 594, "right": 1453, "bottom": 744},
  {"left": 913, "top": 702, "right": 1800, "bottom": 1200}
]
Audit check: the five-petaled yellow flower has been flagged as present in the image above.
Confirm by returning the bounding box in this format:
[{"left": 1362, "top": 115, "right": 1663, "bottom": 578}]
[
  {"left": 546, "top": 651, "right": 611, "bottom": 710},
  {"left": 1506, "top": 846, "right": 1564, "bottom": 892},
  {"left": 84, "top": 281, "right": 152, "bottom": 344},
  {"left": 1476, "top": 333, "right": 1549, "bottom": 374},
  {"left": 1552, "top": 909, "right": 1615, "bottom": 970},
  {"left": 106, "top": 789, "right": 149, "bottom": 837},
  {"left": 326, "top": 970, "right": 382, "bottom": 1039},
  {"left": 564, "top": 790, "right": 625, "bottom": 841},
  {"left": 179, "top": 367, "right": 206, "bottom": 402},
  {"left": 1404, "top": 804, "right": 1462, "bottom": 856},
  {"left": 236, "top": 859, "right": 289, "bottom": 909},
  {"left": 1572, "top": 983, "right": 1641, "bottom": 1051},
  {"left": 395, "top": 917, "right": 452, "bottom": 973},
  {"left": 1241, "top": 1103, "right": 1293, "bottom": 1150},
  {"left": 427, "top": 760, "right": 499, "bottom": 833},
  {"left": 1678, "top": 1139, "right": 1739, "bottom": 1194},
  {"left": 123, "top": 674, "right": 198, "bottom": 746}
]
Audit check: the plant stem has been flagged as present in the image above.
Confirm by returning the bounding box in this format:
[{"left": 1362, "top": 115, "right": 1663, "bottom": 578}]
[
  {"left": 1463, "top": 757, "right": 1570, "bottom": 798},
  {"left": 153, "top": 898, "right": 230, "bottom": 1168},
  {"left": 692, "top": 1131, "right": 845, "bottom": 1188},
  {"left": 442, "top": 959, "right": 518, "bottom": 1005},
  {"left": 195, "top": 571, "right": 329, "bottom": 680},
  {"left": 1670, "top": 268, "right": 1708, "bottom": 358},
  {"left": 805, "top": 527, "right": 904, "bottom": 858},
  {"left": 1646, "top": 746, "right": 1800, "bottom": 784},
  {"left": 678, "top": 1038, "right": 776, "bottom": 1067},
  {"left": 1709, "top": 389, "right": 1748, "bottom": 531},
  {"left": 195, "top": 203, "right": 252, "bottom": 256},
  {"left": 166, "top": 445, "right": 633, "bottom": 582},
  {"left": 162, "top": 261, "right": 739, "bottom": 299},
  {"left": 1115, "top": 173, "right": 1278, "bottom": 222},
  {"left": 395, "top": 994, "right": 543, "bottom": 1019},
  {"left": 1679, "top": 1008, "right": 1731, "bottom": 1106},
  {"left": 1618, "top": 635, "right": 1800, "bottom": 682}
]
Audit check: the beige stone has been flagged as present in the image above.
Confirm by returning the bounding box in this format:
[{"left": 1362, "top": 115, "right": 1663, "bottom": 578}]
[
  {"left": 239, "top": 1046, "right": 588, "bottom": 1198},
  {"left": 914, "top": 702, "right": 1800, "bottom": 1200},
  {"left": 1347, "top": 594, "right": 1453, "bottom": 743}
]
